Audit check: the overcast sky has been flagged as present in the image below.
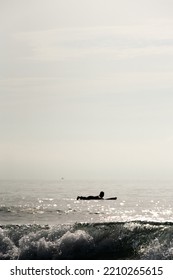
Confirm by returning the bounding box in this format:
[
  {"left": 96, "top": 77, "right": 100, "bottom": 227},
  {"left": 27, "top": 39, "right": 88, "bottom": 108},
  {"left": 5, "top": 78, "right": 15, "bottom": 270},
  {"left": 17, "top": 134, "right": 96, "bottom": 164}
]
[{"left": 1, "top": 0, "right": 173, "bottom": 180}]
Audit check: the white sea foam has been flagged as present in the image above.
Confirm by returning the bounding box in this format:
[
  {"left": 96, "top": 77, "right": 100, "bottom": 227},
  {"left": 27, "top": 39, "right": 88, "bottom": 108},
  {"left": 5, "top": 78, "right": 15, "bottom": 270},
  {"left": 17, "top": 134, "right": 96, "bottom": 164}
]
[
  {"left": 0, "top": 180, "right": 173, "bottom": 259},
  {"left": 0, "top": 221, "right": 173, "bottom": 260}
]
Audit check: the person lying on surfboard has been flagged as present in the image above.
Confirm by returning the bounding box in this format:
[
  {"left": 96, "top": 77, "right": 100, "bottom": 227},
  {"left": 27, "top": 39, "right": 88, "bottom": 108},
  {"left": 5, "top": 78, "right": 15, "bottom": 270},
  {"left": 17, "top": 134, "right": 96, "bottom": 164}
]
[
  {"left": 77, "top": 191, "right": 117, "bottom": 200},
  {"left": 77, "top": 191, "right": 104, "bottom": 200}
]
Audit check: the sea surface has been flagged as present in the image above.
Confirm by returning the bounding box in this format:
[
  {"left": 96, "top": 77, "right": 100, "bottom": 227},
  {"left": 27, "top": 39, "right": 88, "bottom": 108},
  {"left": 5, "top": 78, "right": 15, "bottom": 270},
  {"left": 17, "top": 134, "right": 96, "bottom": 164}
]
[{"left": 0, "top": 179, "right": 173, "bottom": 260}]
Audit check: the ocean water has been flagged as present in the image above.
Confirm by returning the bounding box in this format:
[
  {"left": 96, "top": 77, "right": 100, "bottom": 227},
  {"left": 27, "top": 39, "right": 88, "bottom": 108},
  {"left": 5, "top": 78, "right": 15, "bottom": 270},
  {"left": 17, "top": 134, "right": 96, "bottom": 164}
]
[{"left": 0, "top": 179, "right": 173, "bottom": 260}]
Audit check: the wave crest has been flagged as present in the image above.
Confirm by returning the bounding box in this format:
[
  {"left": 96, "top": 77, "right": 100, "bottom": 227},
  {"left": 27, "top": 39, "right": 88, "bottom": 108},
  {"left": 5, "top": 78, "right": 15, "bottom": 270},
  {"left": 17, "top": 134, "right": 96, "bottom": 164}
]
[{"left": 0, "top": 221, "right": 173, "bottom": 260}]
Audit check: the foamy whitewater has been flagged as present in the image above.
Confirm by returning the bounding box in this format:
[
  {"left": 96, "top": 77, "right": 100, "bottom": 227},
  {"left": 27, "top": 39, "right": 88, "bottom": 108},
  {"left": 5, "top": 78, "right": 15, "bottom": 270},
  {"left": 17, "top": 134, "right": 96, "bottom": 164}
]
[{"left": 0, "top": 180, "right": 173, "bottom": 259}]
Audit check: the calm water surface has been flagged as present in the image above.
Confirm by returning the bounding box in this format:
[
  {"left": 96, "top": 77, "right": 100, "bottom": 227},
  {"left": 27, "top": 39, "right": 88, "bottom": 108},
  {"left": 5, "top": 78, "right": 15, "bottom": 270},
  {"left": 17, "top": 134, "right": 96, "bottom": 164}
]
[{"left": 0, "top": 180, "right": 172, "bottom": 225}]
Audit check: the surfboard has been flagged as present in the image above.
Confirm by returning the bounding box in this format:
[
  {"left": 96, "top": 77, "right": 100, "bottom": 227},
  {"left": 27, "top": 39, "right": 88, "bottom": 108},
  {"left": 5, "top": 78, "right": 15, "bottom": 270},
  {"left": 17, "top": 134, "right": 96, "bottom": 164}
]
[
  {"left": 105, "top": 197, "right": 117, "bottom": 200},
  {"left": 77, "top": 197, "right": 117, "bottom": 200}
]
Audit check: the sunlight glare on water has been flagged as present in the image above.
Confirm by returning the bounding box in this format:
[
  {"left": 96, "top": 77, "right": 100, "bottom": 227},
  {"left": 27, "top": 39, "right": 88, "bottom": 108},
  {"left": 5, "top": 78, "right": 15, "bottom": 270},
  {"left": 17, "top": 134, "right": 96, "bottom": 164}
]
[{"left": 0, "top": 180, "right": 173, "bottom": 224}]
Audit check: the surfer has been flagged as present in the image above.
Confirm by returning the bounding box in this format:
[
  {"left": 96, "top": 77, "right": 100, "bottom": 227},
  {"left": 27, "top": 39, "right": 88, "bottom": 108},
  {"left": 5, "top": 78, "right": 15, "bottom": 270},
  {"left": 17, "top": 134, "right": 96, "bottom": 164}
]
[
  {"left": 77, "top": 191, "right": 117, "bottom": 200},
  {"left": 77, "top": 191, "right": 104, "bottom": 200}
]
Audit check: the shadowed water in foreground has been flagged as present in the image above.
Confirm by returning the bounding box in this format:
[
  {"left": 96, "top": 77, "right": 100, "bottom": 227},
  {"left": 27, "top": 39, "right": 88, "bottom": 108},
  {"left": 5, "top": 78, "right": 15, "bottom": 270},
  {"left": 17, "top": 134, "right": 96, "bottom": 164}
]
[{"left": 0, "top": 221, "right": 173, "bottom": 260}]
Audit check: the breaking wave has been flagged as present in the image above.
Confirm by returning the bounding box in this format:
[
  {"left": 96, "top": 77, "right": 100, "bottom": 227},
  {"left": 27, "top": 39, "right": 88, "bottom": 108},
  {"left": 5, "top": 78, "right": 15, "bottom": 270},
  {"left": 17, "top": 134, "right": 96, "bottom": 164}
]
[{"left": 0, "top": 221, "right": 173, "bottom": 260}]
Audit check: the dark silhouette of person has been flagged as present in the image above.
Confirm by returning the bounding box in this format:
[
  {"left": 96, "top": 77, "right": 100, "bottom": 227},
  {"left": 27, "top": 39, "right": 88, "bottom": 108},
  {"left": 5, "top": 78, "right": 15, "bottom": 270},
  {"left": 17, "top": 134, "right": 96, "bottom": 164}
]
[{"left": 77, "top": 191, "right": 104, "bottom": 200}]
